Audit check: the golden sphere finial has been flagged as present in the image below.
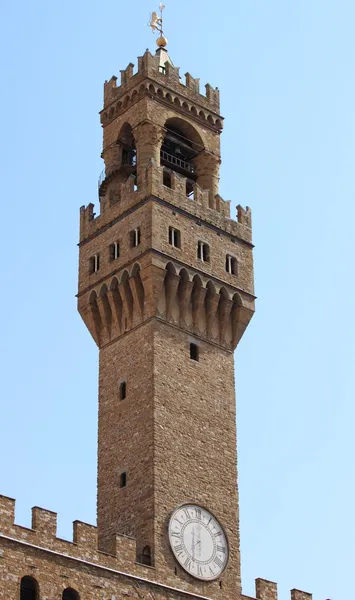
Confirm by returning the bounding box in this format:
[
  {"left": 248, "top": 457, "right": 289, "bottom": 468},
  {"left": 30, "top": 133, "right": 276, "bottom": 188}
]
[{"left": 157, "top": 35, "right": 168, "bottom": 48}]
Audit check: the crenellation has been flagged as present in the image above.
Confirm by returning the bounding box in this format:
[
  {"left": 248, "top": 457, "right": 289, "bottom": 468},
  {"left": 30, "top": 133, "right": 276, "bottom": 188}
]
[
  {"left": 73, "top": 520, "right": 98, "bottom": 549},
  {"left": 0, "top": 494, "right": 15, "bottom": 526},
  {"left": 291, "top": 589, "right": 312, "bottom": 600},
  {"left": 256, "top": 578, "right": 278, "bottom": 600},
  {"left": 120, "top": 63, "right": 134, "bottom": 86},
  {"left": 185, "top": 73, "right": 200, "bottom": 94},
  {"left": 31, "top": 507, "right": 57, "bottom": 538}
]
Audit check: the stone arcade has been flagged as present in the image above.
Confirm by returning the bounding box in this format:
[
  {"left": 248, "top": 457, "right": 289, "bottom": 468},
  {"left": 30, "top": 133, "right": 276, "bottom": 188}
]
[{"left": 0, "top": 38, "right": 312, "bottom": 600}]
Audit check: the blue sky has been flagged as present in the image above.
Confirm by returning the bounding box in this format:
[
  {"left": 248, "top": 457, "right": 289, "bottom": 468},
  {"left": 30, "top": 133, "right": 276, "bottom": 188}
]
[{"left": 1, "top": 1, "right": 354, "bottom": 599}]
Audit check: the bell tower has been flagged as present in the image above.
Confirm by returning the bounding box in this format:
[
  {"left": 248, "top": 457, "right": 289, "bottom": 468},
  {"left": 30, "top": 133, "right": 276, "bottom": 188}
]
[{"left": 78, "top": 28, "right": 255, "bottom": 599}]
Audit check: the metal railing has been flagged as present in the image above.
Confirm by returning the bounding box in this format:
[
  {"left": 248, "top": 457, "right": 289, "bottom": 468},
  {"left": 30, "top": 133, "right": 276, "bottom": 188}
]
[{"left": 160, "top": 150, "right": 195, "bottom": 174}]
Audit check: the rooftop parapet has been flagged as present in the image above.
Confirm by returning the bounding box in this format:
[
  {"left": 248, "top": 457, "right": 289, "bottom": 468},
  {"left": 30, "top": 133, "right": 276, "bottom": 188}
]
[
  {"left": 79, "top": 164, "right": 252, "bottom": 246},
  {"left": 0, "top": 494, "right": 137, "bottom": 574},
  {"left": 103, "top": 49, "right": 220, "bottom": 115},
  {"left": 242, "top": 578, "right": 313, "bottom": 600}
]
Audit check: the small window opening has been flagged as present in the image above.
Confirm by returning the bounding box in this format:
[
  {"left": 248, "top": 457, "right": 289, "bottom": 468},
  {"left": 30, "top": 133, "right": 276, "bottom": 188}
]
[
  {"left": 186, "top": 180, "right": 195, "bottom": 200},
  {"left": 159, "top": 65, "right": 166, "bottom": 75},
  {"left": 120, "top": 472, "right": 127, "bottom": 488},
  {"left": 63, "top": 589, "right": 80, "bottom": 600},
  {"left": 131, "top": 227, "right": 141, "bottom": 248},
  {"left": 109, "top": 241, "right": 120, "bottom": 261},
  {"left": 120, "top": 381, "right": 127, "bottom": 400},
  {"left": 163, "top": 169, "right": 172, "bottom": 188},
  {"left": 174, "top": 567, "right": 178, "bottom": 575},
  {"left": 226, "top": 254, "right": 238, "bottom": 275},
  {"left": 20, "top": 576, "right": 39, "bottom": 600},
  {"left": 197, "top": 241, "right": 210, "bottom": 263},
  {"left": 169, "top": 227, "right": 181, "bottom": 248},
  {"left": 122, "top": 148, "right": 137, "bottom": 166},
  {"left": 141, "top": 546, "right": 152, "bottom": 566},
  {"left": 89, "top": 254, "right": 100, "bottom": 274},
  {"left": 190, "top": 343, "right": 199, "bottom": 362},
  {"left": 219, "top": 582, "right": 223, "bottom": 590}
]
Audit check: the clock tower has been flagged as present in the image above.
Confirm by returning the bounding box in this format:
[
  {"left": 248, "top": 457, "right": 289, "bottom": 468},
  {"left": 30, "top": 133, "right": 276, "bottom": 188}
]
[{"left": 78, "top": 30, "right": 255, "bottom": 599}]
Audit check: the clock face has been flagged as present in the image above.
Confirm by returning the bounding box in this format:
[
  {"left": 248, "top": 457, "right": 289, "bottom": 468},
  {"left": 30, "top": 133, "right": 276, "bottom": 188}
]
[{"left": 168, "top": 504, "right": 229, "bottom": 581}]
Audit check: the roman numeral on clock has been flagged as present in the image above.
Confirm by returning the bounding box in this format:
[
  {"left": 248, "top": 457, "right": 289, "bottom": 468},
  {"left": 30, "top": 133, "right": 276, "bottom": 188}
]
[
  {"left": 184, "top": 557, "right": 192, "bottom": 570},
  {"left": 214, "top": 556, "right": 224, "bottom": 569},
  {"left": 174, "top": 544, "right": 184, "bottom": 556},
  {"left": 183, "top": 508, "right": 190, "bottom": 519},
  {"left": 197, "top": 565, "right": 203, "bottom": 577},
  {"left": 217, "top": 544, "right": 226, "bottom": 553},
  {"left": 171, "top": 531, "right": 180, "bottom": 538},
  {"left": 195, "top": 508, "right": 201, "bottom": 519}
]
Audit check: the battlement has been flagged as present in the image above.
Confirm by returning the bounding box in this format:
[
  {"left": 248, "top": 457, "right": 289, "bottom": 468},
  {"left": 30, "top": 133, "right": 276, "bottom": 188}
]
[
  {"left": 0, "top": 494, "right": 140, "bottom": 574},
  {"left": 102, "top": 49, "right": 221, "bottom": 125},
  {"left": 79, "top": 164, "right": 252, "bottom": 245},
  {"left": 0, "top": 495, "right": 317, "bottom": 600},
  {"left": 242, "top": 578, "right": 313, "bottom": 600}
]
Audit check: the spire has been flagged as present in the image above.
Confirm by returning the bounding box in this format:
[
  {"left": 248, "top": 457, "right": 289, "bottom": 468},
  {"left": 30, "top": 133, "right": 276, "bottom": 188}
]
[{"left": 149, "top": 3, "right": 168, "bottom": 48}]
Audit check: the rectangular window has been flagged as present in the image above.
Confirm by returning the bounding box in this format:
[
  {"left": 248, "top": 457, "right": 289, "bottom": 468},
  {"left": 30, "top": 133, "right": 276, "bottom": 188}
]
[
  {"left": 163, "top": 170, "right": 172, "bottom": 188},
  {"left": 169, "top": 227, "right": 181, "bottom": 248},
  {"left": 120, "top": 472, "right": 127, "bottom": 488},
  {"left": 131, "top": 227, "right": 141, "bottom": 248},
  {"left": 89, "top": 254, "right": 100, "bottom": 274},
  {"left": 226, "top": 255, "right": 238, "bottom": 275},
  {"left": 109, "top": 241, "right": 120, "bottom": 261},
  {"left": 190, "top": 343, "right": 199, "bottom": 362},
  {"left": 120, "top": 381, "right": 127, "bottom": 400},
  {"left": 197, "top": 241, "right": 210, "bottom": 263}
]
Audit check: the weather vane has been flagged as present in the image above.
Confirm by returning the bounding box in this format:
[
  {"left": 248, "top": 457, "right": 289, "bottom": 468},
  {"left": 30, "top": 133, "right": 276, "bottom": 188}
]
[{"left": 149, "top": 3, "right": 168, "bottom": 48}]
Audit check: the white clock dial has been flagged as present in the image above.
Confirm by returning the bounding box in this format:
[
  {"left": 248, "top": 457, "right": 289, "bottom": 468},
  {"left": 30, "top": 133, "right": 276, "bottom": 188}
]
[{"left": 168, "top": 505, "right": 229, "bottom": 581}]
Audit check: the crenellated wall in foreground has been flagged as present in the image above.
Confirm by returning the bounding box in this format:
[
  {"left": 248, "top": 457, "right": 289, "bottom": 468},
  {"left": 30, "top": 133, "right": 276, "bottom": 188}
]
[{"left": 0, "top": 495, "right": 314, "bottom": 600}]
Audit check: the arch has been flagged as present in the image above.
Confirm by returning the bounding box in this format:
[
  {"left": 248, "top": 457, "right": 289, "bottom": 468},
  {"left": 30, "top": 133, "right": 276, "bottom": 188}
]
[
  {"left": 103, "top": 112, "right": 108, "bottom": 121},
  {"left": 117, "top": 101, "right": 122, "bottom": 111},
  {"left": 207, "top": 115, "right": 214, "bottom": 125},
  {"left": 20, "top": 576, "right": 39, "bottom": 600},
  {"left": 179, "top": 268, "right": 190, "bottom": 283},
  {"left": 149, "top": 84, "right": 155, "bottom": 94},
  {"left": 182, "top": 101, "right": 189, "bottom": 111},
  {"left": 165, "top": 261, "right": 177, "bottom": 276},
  {"left": 89, "top": 290, "right": 98, "bottom": 304},
  {"left": 192, "top": 273, "right": 203, "bottom": 288},
  {"left": 141, "top": 545, "right": 152, "bottom": 566},
  {"left": 206, "top": 280, "right": 216, "bottom": 296},
  {"left": 163, "top": 117, "right": 204, "bottom": 151},
  {"left": 232, "top": 292, "right": 243, "bottom": 306},
  {"left": 219, "top": 286, "right": 229, "bottom": 301},
  {"left": 157, "top": 88, "right": 164, "bottom": 98},
  {"left": 109, "top": 107, "right": 114, "bottom": 118},
  {"left": 109, "top": 276, "right": 119, "bottom": 291},
  {"left": 216, "top": 118, "right": 223, "bottom": 130},
  {"left": 190, "top": 106, "right": 198, "bottom": 117},
  {"left": 120, "top": 269, "right": 130, "bottom": 284},
  {"left": 139, "top": 83, "right": 146, "bottom": 95},
  {"left": 165, "top": 92, "right": 173, "bottom": 103},
  {"left": 174, "top": 97, "right": 181, "bottom": 107},
  {"left": 99, "top": 283, "right": 108, "bottom": 297},
  {"left": 62, "top": 588, "right": 80, "bottom": 600},
  {"left": 117, "top": 123, "right": 136, "bottom": 170},
  {"left": 123, "top": 95, "right": 130, "bottom": 107},
  {"left": 130, "top": 263, "right": 140, "bottom": 278},
  {"left": 199, "top": 110, "right": 206, "bottom": 120}
]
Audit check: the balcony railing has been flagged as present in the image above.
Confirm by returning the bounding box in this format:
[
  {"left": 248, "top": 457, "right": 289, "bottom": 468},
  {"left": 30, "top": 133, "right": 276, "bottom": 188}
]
[{"left": 160, "top": 150, "right": 195, "bottom": 174}]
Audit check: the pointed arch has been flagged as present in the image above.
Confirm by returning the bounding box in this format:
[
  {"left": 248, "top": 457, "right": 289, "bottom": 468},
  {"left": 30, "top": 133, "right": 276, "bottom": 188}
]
[
  {"left": 109, "top": 276, "right": 119, "bottom": 291},
  {"left": 165, "top": 261, "right": 177, "bottom": 276},
  {"left": 99, "top": 283, "right": 108, "bottom": 297}
]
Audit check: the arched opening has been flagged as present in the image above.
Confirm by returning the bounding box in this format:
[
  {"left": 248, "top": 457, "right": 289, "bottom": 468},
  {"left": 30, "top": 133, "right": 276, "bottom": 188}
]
[
  {"left": 160, "top": 118, "right": 204, "bottom": 180},
  {"left": 118, "top": 123, "right": 136, "bottom": 173},
  {"left": 20, "top": 576, "right": 39, "bottom": 600},
  {"left": 62, "top": 588, "right": 80, "bottom": 600},
  {"left": 140, "top": 545, "right": 152, "bottom": 566}
]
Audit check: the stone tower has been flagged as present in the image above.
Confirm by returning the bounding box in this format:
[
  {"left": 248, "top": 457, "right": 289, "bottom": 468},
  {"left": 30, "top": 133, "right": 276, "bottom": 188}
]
[{"left": 77, "top": 43, "right": 255, "bottom": 598}]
